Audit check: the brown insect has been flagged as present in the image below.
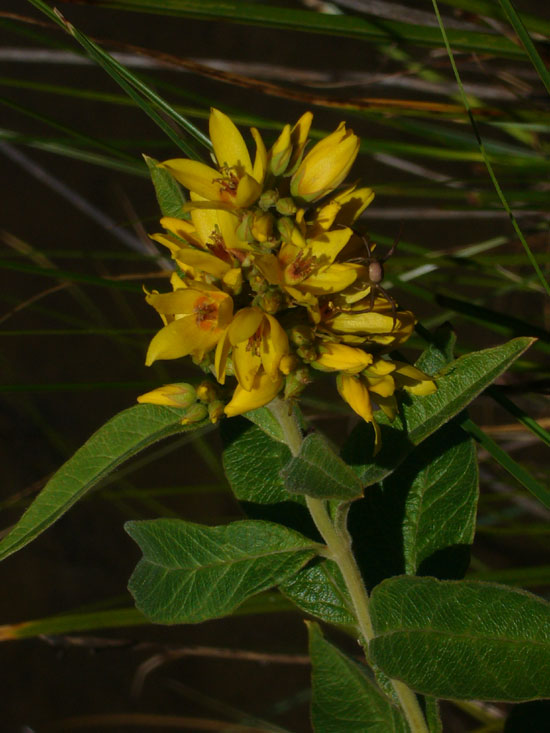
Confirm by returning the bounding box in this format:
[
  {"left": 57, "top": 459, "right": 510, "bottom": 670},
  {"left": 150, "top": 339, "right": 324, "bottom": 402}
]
[{"left": 343, "top": 225, "right": 402, "bottom": 329}]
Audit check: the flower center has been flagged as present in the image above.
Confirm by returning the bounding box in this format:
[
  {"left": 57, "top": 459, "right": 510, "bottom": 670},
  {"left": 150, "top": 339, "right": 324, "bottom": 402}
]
[{"left": 194, "top": 296, "right": 219, "bottom": 331}]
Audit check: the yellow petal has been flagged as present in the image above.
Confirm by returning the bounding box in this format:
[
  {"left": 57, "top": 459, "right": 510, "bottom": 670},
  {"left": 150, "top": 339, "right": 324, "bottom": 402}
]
[
  {"left": 314, "top": 343, "right": 373, "bottom": 373},
  {"left": 234, "top": 173, "right": 262, "bottom": 208},
  {"left": 288, "top": 111, "right": 313, "bottom": 172},
  {"left": 145, "top": 316, "right": 198, "bottom": 364},
  {"left": 365, "top": 374, "right": 395, "bottom": 398},
  {"left": 174, "top": 248, "right": 231, "bottom": 279},
  {"left": 214, "top": 328, "right": 231, "bottom": 385},
  {"left": 251, "top": 126, "right": 268, "bottom": 184},
  {"left": 228, "top": 307, "right": 264, "bottom": 345},
  {"left": 308, "top": 227, "right": 353, "bottom": 264},
  {"left": 209, "top": 107, "right": 253, "bottom": 176},
  {"left": 269, "top": 123, "right": 292, "bottom": 176},
  {"left": 233, "top": 340, "right": 262, "bottom": 391},
  {"left": 161, "top": 159, "right": 221, "bottom": 200},
  {"left": 300, "top": 263, "right": 357, "bottom": 295},
  {"left": 262, "top": 315, "right": 289, "bottom": 379},
  {"left": 337, "top": 373, "right": 373, "bottom": 423},
  {"left": 224, "top": 371, "right": 284, "bottom": 417}
]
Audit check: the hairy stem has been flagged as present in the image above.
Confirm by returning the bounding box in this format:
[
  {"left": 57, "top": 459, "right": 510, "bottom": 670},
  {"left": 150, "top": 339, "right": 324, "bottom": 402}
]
[{"left": 268, "top": 396, "right": 429, "bottom": 733}]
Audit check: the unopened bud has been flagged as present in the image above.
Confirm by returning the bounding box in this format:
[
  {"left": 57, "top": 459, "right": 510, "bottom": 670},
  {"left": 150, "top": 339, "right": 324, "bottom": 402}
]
[
  {"left": 208, "top": 400, "right": 225, "bottom": 423},
  {"left": 197, "top": 380, "right": 218, "bottom": 403},
  {"left": 257, "top": 289, "right": 282, "bottom": 314},
  {"left": 137, "top": 382, "right": 196, "bottom": 408},
  {"left": 297, "top": 345, "right": 318, "bottom": 363},
  {"left": 275, "top": 197, "right": 297, "bottom": 216},
  {"left": 180, "top": 402, "right": 208, "bottom": 425},
  {"left": 290, "top": 325, "right": 314, "bottom": 347},
  {"left": 284, "top": 367, "right": 312, "bottom": 400},
  {"left": 259, "top": 189, "right": 279, "bottom": 210}
]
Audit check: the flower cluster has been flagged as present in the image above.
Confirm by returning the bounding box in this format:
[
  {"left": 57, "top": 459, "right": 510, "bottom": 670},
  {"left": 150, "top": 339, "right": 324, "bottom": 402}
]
[{"left": 138, "top": 109, "right": 435, "bottom": 449}]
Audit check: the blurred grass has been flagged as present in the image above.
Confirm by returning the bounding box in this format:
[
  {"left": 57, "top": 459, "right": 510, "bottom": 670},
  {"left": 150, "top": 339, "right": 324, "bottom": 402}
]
[{"left": 1, "top": 0, "right": 549, "bottom": 728}]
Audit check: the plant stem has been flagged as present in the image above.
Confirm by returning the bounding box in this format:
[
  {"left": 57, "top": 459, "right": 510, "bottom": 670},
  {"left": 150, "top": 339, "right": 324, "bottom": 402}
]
[{"left": 268, "top": 397, "right": 429, "bottom": 733}]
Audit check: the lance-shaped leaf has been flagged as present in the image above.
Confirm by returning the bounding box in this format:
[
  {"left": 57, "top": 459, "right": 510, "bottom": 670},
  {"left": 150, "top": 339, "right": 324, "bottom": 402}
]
[
  {"left": 349, "top": 418, "right": 478, "bottom": 589},
  {"left": 283, "top": 432, "right": 363, "bottom": 500},
  {"left": 370, "top": 576, "right": 550, "bottom": 701},
  {"left": 342, "top": 337, "right": 534, "bottom": 487},
  {"left": 308, "top": 622, "right": 408, "bottom": 732},
  {"left": 281, "top": 559, "right": 355, "bottom": 629},
  {"left": 144, "top": 154, "right": 186, "bottom": 218},
  {"left": 0, "top": 405, "right": 210, "bottom": 563},
  {"left": 221, "top": 417, "right": 295, "bottom": 504},
  {"left": 126, "top": 519, "right": 318, "bottom": 623}
]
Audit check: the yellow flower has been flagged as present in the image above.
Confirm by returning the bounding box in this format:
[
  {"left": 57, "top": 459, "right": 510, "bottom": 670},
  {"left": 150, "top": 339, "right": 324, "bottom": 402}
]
[
  {"left": 312, "top": 343, "right": 373, "bottom": 374},
  {"left": 215, "top": 307, "right": 289, "bottom": 390},
  {"left": 224, "top": 370, "right": 284, "bottom": 417},
  {"left": 290, "top": 122, "right": 360, "bottom": 203},
  {"left": 160, "top": 108, "right": 265, "bottom": 209},
  {"left": 307, "top": 185, "right": 375, "bottom": 238},
  {"left": 322, "top": 295, "right": 416, "bottom": 347},
  {"left": 254, "top": 223, "right": 358, "bottom": 310},
  {"left": 337, "top": 372, "right": 381, "bottom": 452},
  {"left": 145, "top": 283, "right": 233, "bottom": 365},
  {"left": 267, "top": 111, "right": 313, "bottom": 177},
  {"left": 336, "top": 358, "right": 436, "bottom": 452},
  {"left": 137, "top": 382, "right": 197, "bottom": 408}
]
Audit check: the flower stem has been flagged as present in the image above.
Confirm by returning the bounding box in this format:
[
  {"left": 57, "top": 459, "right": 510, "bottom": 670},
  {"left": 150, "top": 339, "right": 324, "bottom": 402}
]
[{"left": 267, "top": 397, "right": 429, "bottom": 733}]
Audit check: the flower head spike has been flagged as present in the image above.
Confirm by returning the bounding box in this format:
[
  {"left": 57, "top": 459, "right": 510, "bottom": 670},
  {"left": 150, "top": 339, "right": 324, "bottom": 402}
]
[{"left": 141, "top": 108, "right": 434, "bottom": 434}]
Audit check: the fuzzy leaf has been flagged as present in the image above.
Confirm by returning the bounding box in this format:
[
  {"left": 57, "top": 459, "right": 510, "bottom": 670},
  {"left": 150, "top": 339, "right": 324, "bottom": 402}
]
[
  {"left": 308, "top": 622, "right": 408, "bottom": 732},
  {"left": 370, "top": 576, "right": 550, "bottom": 701},
  {"left": 281, "top": 559, "right": 355, "bottom": 628},
  {"left": 283, "top": 432, "right": 363, "bottom": 500},
  {"left": 221, "top": 417, "right": 295, "bottom": 504},
  {"left": 144, "top": 154, "right": 186, "bottom": 217},
  {"left": 342, "top": 337, "right": 534, "bottom": 487},
  {"left": 126, "top": 519, "right": 318, "bottom": 623}
]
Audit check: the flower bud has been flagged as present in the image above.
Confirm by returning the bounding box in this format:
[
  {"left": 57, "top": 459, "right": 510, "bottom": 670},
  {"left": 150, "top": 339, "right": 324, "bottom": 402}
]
[
  {"left": 259, "top": 189, "right": 279, "bottom": 210},
  {"left": 284, "top": 367, "right": 311, "bottom": 400},
  {"left": 290, "top": 122, "right": 359, "bottom": 203},
  {"left": 137, "top": 383, "right": 196, "bottom": 408},
  {"left": 268, "top": 123, "right": 292, "bottom": 176},
  {"left": 275, "top": 197, "right": 297, "bottom": 216},
  {"left": 197, "top": 380, "right": 218, "bottom": 403},
  {"left": 208, "top": 400, "right": 225, "bottom": 423},
  {"left": 180, "top": 402, "right": 209, "bottom": 425}
]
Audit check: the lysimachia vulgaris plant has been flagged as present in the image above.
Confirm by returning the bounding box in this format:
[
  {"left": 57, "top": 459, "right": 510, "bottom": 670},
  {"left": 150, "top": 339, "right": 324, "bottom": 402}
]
[{"left": 1, "top": 108, "right": 547, "bottom": 733}]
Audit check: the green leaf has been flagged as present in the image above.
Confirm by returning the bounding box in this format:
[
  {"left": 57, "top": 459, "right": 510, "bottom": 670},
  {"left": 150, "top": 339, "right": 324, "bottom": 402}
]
[
  {"left": 308, "top": 622, "right": 408, "bottom": 732},
  {"left": 0, "top": 405, "right": 209, "bottom": 562},
  {"left": 280, "top": 559, "right": 355, "bottom": 629},
  {"left": 126, "top": 519, "right": 318, "bottom": 623},
  {"left": 283, "top": 433, "right": 363, "bottom": 501},
  {"left": 221, "top": 418, "right": 295, "bottom": 505},
  {"left": 415, "top": 323, "right": 457, "bottom": 376},
  {"left": 398, "top": 420, "right": 478, "bottom": 576},
  {"left": 349, "top": 419, "right": 477, "bottom": 589},
  {"left": 370, "top": 576, "right": 550, "bottom": 701},
  {"left": 144, "top": 155, "right": 186, "bottom": 218},
  {"left": 86, "top": 0, "right": 526, "bottom": 59},
  {"left": 342, "top": 337, "right": 534, "bottom": 487}
]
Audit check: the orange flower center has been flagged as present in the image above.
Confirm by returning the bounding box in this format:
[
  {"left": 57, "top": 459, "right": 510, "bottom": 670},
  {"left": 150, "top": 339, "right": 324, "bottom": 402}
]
[{"left": 194, "top": 296, "right": 219, "bottom": 331}]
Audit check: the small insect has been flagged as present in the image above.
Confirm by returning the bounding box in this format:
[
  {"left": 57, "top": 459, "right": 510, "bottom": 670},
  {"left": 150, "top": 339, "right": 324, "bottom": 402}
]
[{"left": 343, "top": 225, "right": 402, "bottom": 329}]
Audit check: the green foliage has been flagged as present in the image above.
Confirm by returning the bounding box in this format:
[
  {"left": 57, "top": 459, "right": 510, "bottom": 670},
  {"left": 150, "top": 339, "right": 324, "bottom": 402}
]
[
  {"left": 283, "top": 432, "right": 363, "bottom": 500},
  {"left": 342, "top": 337, "right": 534, "bottom": 487},
  {"left": 0, "top": 404, "right": 209, "bottom": 562},
  {"left": 221, "top": 417, "right": 295, "bottom": 504},
  {"left": 308, "top": 622, "right": 408, "bottom": 732},
  {"left": 126, "top": 518, "right": 318, "bottom": 623},
  {"left": 144, "top": 155, "right": 186, "bottom": 218},
  {"left": 370, "top": 576, "right": 550, "bottom": 701},
  {"left": 281, "top": 560, "right": 355, "bottom": 629},
  {"left": 348, "top": 418, "right": 477, "bottom": 589}
]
